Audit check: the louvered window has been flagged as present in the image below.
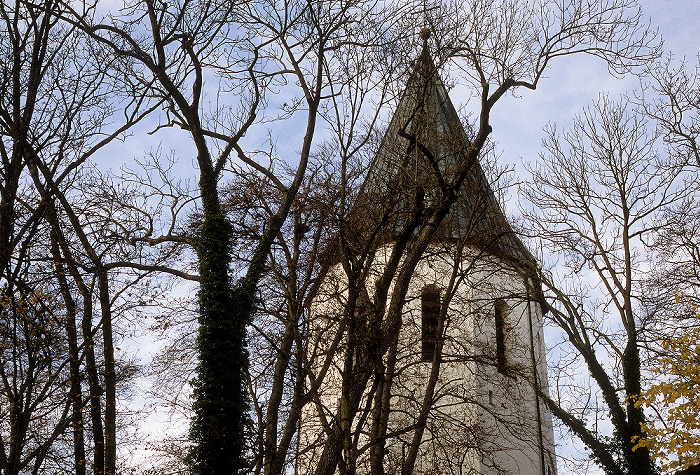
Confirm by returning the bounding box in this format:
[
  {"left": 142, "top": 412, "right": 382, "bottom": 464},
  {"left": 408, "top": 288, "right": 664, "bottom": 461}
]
[
  {"left": 421, "top": 286, "right": 440, "bottom": 361},
  {"left": 495, "top": 299, "right": 508, "bottom": 374}
]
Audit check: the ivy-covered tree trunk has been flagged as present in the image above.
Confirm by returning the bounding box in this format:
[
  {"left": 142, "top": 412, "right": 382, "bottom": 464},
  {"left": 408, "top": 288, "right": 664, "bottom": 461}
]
[{"left": 189, "top": 170, "right": 251, "bottom": 474}]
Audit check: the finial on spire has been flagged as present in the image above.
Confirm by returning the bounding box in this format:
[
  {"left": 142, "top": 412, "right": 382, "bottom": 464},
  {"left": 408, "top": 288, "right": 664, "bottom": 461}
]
[{"left": 419, "top": 27, "right": 431, "bottom": 41}]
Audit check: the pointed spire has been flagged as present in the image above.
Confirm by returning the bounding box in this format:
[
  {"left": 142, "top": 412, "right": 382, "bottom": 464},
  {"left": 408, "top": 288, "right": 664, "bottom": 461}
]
[{"left": 353, "top": 40, "right": 534, "bottom": 268}]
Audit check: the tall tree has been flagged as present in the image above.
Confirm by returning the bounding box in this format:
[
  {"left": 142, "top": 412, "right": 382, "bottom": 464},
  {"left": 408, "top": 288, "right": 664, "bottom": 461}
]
[
  {"left": 629, "top": 53, "right": 700, "bottom": 475},
  {"left": 0, "top": 1, "right": 153, "bottom": 473},
  {"left": 520, "top": 96, "right": 696, "bottom": 475},
  {"left": 66, "top": 0, "right": 408, "bottom": 472}
]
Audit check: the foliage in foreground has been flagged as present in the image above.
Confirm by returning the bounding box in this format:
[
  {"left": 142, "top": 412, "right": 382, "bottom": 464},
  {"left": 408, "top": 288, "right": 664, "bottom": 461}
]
[{"left": 633, "top": 308, "right": 700, "bottom": 472}]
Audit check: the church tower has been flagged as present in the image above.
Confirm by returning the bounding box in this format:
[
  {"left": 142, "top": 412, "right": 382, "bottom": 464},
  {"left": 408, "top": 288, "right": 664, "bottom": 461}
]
[{"left": 298, "top": 31, "right": 556, "bottom": 475}]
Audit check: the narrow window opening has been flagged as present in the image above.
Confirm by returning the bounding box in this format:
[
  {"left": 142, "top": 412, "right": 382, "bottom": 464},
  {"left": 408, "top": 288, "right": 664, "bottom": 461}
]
[
  {"left": 421, "top": 285, "right": 440, "bottom": 362},
  {"left": 495, "top": 299, "right": 508, "bottom": 374},
  {"left": 488, "top": 390, "right": 494, "bottom": 406}
]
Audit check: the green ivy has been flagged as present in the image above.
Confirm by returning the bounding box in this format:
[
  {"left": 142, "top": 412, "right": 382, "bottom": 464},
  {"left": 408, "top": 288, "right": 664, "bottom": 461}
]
[{"left": 188, "top": 212, "right": 252, "bottom": 475}]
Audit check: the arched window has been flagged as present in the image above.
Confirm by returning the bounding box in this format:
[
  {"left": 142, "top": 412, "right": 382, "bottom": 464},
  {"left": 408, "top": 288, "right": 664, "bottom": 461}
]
[
  {"left": 495, "top": 299, "right": 508, "bottom": 374},
  {"left": 421, "top": 285, "right": 440, "bottom": 362}
]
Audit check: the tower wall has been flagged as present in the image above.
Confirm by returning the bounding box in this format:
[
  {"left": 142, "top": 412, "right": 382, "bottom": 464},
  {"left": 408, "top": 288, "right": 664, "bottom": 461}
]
[{"left": 298, "top": 244, "right": 556, "bottom": 475}]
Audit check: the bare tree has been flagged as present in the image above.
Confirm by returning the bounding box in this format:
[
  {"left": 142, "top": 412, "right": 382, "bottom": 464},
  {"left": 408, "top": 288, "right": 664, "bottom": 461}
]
[
  {"left": 0, "top": 1, "right": 157, "bottom": 474},
  {"left": 636, "top": 55, "right": 700, "bottom": 311},
  {"left": 0, "top": 283, "right": 74, "bottom": 475},
  {"left": 520, "top": 96, "right": 697, "bottom": 475},
  {"left": 230, "top": 153, "right": 353, "bottom": 475}
]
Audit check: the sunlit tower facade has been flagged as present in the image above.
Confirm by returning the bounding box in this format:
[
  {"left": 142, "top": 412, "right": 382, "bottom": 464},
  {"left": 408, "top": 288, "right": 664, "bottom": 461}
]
[{"left": 298, "top": 31, "right": 556, "bottom": 475}]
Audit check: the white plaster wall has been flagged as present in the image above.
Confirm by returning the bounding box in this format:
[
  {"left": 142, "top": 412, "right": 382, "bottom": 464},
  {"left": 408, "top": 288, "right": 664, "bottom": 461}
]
[{"left": 298, "top": 244, "right": 556, "bottom": 475}]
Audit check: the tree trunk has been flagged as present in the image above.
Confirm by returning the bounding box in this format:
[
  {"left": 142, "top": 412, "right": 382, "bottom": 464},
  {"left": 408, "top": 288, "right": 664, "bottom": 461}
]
[
  {"left": 623, "top": 335, "right": 656, "bottom": 475},
  {"left": 50, "top": 231, "right": 86, "bottom": 475},
  {"left": 82, "top": 291, "right": 105, "bottom": 475},
  {"left": 97, "top": 268, "right": 116, "bottom": 475},
  {"left": 190, "top": 163, "right": 248, "bottom": 474}
]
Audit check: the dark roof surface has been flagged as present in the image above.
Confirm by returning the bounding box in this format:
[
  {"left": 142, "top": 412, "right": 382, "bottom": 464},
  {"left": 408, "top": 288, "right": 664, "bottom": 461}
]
[
  {"left": 676, "top": 464, "right": 700, "bottom": 475},
  {"left": 354, "top": 42, "right": 534, "bottom": 268}
]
